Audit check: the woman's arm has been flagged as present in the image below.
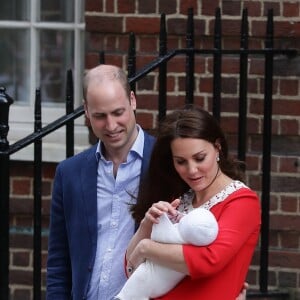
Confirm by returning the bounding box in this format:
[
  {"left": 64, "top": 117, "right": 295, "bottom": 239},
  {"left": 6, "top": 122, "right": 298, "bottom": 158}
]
[
  {"left": 129, "top": 238, "right": 189, "bottom": 274},
  {"left": 126, "top": 199, "right": 182, "bottom": 274}
]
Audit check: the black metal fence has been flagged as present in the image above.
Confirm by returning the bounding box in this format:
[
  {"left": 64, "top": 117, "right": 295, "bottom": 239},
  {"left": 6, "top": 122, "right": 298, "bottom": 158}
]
[{"left": 0, "top": 7, "right": 297, "bottom": 300}]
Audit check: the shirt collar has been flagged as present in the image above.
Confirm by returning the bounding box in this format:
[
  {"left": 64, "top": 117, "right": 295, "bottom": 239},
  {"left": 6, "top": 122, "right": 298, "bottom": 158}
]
[{"left": 95, "top": 125, "right": 144, "bottom": 162}]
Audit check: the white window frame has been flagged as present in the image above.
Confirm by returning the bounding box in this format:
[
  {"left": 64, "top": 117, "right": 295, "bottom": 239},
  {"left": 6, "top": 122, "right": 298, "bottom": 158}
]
[{"left": 0, "top": 0, "right": 89, "bottom": 162}]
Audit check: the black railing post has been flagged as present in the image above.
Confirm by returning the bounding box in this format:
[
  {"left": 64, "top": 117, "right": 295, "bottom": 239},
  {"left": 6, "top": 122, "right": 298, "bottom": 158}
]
[
  {"left": 185, "top": 7, "right": 195, "bottom": 105},
  {"left": 99, "top": 51, "right": 105, "bottom": 64},
  {"left": 128, "top": 32, "right": 136, "bottom": 94},
  {"left": 158, "top": 13, "right": 167, "bottom": 121},
  {"left": 260, "top": 8, "right": 274, "bottom": 294},
  {"left": 213, "top": 8, "right": 222, "bottom": 121},
  {"left": 33, "top": 89, "right": 42, "bottom": 300},
  {"left": 238, "top": 8, "right": 249, "bottom": 166},
  {"left": 0, "top": 87, "right": 13, "bottom": 300},
  {"left": 66, "top": 70, "right": 74, "bottom": 158}
]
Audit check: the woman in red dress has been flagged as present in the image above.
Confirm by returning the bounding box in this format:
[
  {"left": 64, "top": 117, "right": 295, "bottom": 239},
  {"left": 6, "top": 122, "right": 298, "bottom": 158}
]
[{"left": 125, "top": 106, "right": 261, "bottom": 300}]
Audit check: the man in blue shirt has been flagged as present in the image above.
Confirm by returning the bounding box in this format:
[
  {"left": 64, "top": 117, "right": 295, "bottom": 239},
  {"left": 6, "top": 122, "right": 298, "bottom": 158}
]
[{"left": 46, "top": 64, "right": 155, "bottom": 299}]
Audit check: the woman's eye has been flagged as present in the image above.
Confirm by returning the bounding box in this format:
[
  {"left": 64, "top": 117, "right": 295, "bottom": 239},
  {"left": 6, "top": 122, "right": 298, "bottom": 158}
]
[{"left": 196, "top": 156, "right": 205, "bottom": 162}]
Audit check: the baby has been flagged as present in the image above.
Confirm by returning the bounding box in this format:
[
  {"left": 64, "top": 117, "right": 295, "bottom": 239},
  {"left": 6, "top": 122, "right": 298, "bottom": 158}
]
[{"left": 115, "top": 207, "right": 219, "bottom": 300}]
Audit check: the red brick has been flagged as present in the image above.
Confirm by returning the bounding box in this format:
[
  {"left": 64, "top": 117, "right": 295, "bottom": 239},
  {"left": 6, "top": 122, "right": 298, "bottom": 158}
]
[
  {"left": 249, "top": 58, "right": 265, "bottom": 75},
  {"left": 12, "top": 179, "right": 32, "bottom": 196},
  {"left": 279, "top": 156, "right": 299, "bottom": 173},
  {"left": 245, "top": 154, "right": 260, "bottom": 171},
  {"left": 166, "top": 76, "right": 176, "bottom": 92},
  {"left": 105, "top": 35, "right": 118, "bottom": 51},
  {"left": 136, "top": 94, "right": 158, "bottom": 110},
  {"left": 9, "top": 270, "right": 32, "bottom": 285},
  {"left": 201, "top": 0, "right": 221, "bottom": 16},
  {"left": 199, "top": 77, "right": 213, "bottom": 93},
  {"left": 180, "top": 0, "right": 199, "bottom": 15},
  {"left": 85, "top": 0, "right": 103, "bottom": 11},
  {"left": 273, "top": 100, "right": 300, "bottom": 116},
  {"left": 251, "top": 20, "right": 268, "bottom": 37},
  {"left": 12, "top": 251, "right": 30, "bottom": 267},
  {"left": 247, "top": 117, "right": 260, "bottom": 134},
  {"left": 281, "top": 195, "right": 298, "bottom": 213},
  {"left": 119, "top": 35, "right": 130, "bottom": 52},
  {"left": 274, "top": 21, "right": 300, "bottom": 38},
  {"left": 223, "top": 0, "right": 241, "bottom": 16},
  {"left": 280, "top": 79, "right": 299, "bottom": 96},
  {"left": 137, "top": 75, "right": 155, "bottom": 91},
  {"left": 85, "top": 52, "right": 102, "bottom": 69},
  {"left": 211, "top": 19, "right": 241, "bottom": 36},
  {"left": 280, "top": 118, "right": 299, "bottom": 135},
  {"left": 166, "top": 95, "right": 186, "bottom": 109},
  {"left": 136, "top": 112, "right": 154, "bottom": 129},
  {"left": 106, "top": 0, "right": 114, "bottom": 13},
  {"left": 86, "top": 16, "right": 123, "bottom": 33},
  {"left": 221, "top": 96, "right": 239, "bottom": 112},
  {"left": 159, "top": 0, "right": 177, "bottom": 14},
  {"left": 118, "top": 0, "right": 135, "bottom": 13},
  {"left": 263, "top": 2, "right": 280, "bottom": 17},
  {"left": 138, "top": 36, "right": 158, "bottom": 52},
  {"left": 138, "top": 0, "right": 156, "bottom": 13},
  {"left": 221, "top": 57, "right": 240, "bottom": 73},
  {"left": 243, "top": 1, "right": 262, "bottom": 17},
  {"left": 269, "top": 250, "right": 300, "bottom": 268},
  {"left": 271, "top": 214, "right": 300, "bottom": 231},
  {"left": 167, "top": 56, "right": 186, "bottom": 73},
  {"left": 283, "top": 2, "right": 300, "bottom": 18},
  {"left": 10, "top": 198, "right": 33, "bottom": 214},
  {"left": 247, "top": 78, "right": 259, "bottom": 94},
  {"left": 126, "top": 17, "right": 160, "bottom": 34},
  {"left": 220, "top": 116, "right": 239, "bottom": 133},
  {"left": 223, "top": 37, "right": 241, "bottom": 50},
  {"left": 222, "top": 77, "right": 238, "bottom": 94},
  {"left": 102, "top": 54, "right": 123, "bottom": 68},
  {"left": 12, "top": 289, "right": 31, "bottom": 300}
]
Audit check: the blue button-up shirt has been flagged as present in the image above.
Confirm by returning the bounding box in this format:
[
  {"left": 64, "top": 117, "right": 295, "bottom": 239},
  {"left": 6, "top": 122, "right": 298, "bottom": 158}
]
[{"left": 87, "top": 126, "right": 144, "bottom": 300}]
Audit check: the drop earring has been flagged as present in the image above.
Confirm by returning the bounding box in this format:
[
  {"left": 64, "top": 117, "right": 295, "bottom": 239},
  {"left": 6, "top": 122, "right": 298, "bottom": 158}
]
[{"left": 216, "top": 156, "right": 220, "bottom": 162}]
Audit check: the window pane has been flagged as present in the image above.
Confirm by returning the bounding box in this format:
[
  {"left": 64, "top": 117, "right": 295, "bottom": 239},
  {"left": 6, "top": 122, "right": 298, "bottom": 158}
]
[
  {"left": 0, "top": 29, "right": 30, "bottom": 103},
  {"left": 39, "top": 30, "right": 74, "bottom": 103},
  {"left": 40, "top": 0, "right": 74, "bottom": 22},
  {"left": 0, "top": 0, "right": 30, "bottom": 21}
]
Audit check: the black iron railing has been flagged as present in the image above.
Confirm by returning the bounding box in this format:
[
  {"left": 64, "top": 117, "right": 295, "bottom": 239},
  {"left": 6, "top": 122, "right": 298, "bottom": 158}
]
[{"left": 0, "top": 7, "right": 298, "bottom": 300}]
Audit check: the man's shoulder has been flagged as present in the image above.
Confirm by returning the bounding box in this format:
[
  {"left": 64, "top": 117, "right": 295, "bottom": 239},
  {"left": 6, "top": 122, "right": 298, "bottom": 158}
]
[
  {"left": 58, "top": 144, "right": 98, "bottom": 168},
  {"left": 143, "top": 130, "right": 156, "bottom": 143}
]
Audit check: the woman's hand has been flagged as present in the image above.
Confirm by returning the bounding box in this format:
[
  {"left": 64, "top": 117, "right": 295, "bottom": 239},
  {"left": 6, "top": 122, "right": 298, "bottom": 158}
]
[
  {"left": 236, "top": 282, "right": 249, "bottom": 300},
  {"left": 125, "top": 199, "right": 181, "bottom": 277},
  {"left": 126, "top": 239, "right": 150, "bottom": 277},
  {"left": 144, "top": 199, "right": 180, "bottom": 224}
]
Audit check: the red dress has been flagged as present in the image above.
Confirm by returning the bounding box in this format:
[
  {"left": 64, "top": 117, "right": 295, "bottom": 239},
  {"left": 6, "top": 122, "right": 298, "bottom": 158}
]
[{"left": 155, "top": 184, "right": 261, "bottom": 300}]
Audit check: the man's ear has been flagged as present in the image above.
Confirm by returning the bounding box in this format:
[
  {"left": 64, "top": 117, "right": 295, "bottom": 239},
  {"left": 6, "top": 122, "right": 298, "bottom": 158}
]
[
  {"left": 84, "top": 101, "right": 89, "bottom": 119},
  {"left": 130, "top": 91, "right": 137, "bottom": 110}
]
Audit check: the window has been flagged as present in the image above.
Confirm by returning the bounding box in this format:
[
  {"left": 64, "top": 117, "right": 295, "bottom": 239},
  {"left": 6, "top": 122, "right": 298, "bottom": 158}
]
[{"left": 0, "top": 0, "right": 87, "bottom": 161}]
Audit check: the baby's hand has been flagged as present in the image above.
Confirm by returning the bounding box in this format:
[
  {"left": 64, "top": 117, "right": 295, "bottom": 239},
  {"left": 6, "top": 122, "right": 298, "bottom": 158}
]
[{"left": 167, "top": 211, "right": 185, "bottom": 224}]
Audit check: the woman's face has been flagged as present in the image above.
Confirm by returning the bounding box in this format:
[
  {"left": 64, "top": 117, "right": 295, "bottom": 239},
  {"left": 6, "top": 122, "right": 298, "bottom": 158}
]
[{"left": 171, "top": 137, "right": 219, "bottom": 192}]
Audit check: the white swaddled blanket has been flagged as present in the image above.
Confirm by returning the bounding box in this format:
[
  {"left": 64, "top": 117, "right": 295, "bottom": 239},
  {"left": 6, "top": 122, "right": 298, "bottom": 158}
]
[{"left": 115, "top": 207, "right": 219, "bottom": 300}]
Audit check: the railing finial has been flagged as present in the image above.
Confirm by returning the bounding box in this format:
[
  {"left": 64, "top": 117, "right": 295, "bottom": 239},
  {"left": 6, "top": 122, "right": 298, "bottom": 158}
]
[{"left": 0, "top": 87, "right": 14, "bottom": 151}]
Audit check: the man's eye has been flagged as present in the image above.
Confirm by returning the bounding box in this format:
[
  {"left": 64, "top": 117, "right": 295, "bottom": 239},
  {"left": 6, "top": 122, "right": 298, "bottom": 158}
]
[{"left": 113, "top": 110, "right": 125, "bottom": 116}]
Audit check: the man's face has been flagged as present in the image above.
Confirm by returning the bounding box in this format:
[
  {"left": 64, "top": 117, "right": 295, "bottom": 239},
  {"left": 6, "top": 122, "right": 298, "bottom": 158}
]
[{"left": 84, "top": 80, "right": 137, "bottom": 154}]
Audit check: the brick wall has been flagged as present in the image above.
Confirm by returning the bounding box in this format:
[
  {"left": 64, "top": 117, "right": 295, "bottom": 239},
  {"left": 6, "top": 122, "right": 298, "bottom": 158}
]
[{"left": 9, "top": 0, "right": 300, "bottom": 299}]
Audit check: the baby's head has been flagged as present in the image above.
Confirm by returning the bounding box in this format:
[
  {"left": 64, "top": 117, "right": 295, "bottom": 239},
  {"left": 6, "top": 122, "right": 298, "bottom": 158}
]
[{"left": 178, "top": 208, "right": 218, "bottom": 246}]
